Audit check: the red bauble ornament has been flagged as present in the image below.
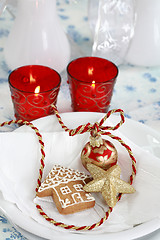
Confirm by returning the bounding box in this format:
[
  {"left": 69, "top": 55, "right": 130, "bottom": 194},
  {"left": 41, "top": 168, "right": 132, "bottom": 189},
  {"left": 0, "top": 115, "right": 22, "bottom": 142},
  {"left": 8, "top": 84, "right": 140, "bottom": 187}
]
[{"left": 81, "top": 132, "right": 117, "bottom": 171}]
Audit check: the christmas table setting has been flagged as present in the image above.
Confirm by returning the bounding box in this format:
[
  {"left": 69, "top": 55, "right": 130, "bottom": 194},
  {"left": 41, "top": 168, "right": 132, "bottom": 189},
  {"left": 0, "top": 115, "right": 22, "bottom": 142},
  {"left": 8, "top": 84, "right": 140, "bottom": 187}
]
[{"left": 0, "top": 0, "right": 160, "bottom": 240}]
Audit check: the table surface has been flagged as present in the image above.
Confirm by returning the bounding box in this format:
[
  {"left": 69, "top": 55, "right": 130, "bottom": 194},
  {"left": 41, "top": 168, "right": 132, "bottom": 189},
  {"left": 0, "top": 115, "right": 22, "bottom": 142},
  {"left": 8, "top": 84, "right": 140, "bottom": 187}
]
[{"left": 0, "top": 0, "right": 160, "bottom": 239}]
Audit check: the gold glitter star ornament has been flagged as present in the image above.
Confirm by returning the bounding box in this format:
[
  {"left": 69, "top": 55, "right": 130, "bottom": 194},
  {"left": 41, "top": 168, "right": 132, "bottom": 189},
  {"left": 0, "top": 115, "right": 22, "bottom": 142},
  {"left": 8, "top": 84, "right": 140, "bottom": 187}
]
[{"left": 83, "top": 163, "right": 135, "bottom": 208}]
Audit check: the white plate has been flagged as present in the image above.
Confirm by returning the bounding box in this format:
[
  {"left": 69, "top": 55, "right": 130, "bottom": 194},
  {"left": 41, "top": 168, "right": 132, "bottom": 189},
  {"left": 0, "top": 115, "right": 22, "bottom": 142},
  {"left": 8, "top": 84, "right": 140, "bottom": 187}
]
[{"left": 0, "top": 112, "right": 160, "bottom": 240}]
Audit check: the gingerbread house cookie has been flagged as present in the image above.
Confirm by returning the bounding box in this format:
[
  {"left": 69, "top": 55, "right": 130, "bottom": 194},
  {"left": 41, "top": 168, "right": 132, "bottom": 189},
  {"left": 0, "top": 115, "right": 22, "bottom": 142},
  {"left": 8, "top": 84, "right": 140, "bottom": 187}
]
[{"left": 37, "top": 165, "right": 95, "bottom": 215}]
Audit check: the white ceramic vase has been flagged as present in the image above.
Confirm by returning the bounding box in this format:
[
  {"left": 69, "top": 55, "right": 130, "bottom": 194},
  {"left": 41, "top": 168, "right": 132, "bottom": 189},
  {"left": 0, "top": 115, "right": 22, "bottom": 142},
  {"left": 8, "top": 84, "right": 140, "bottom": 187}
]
[
  {"left": 125, "top": 0, "right": 160, "bottom": 66},
  {"left": 3, "top": 0, "right": 70, "bottom": 72}
]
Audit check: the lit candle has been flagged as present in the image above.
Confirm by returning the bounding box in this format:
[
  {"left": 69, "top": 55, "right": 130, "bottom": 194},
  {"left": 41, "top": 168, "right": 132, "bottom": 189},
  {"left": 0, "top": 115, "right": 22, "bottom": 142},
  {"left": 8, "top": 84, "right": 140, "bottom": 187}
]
[
  {"left": 91, "top": 80, "right": 96, "bottom": 97},
  {"left": 8, "top": 65, "right": 61, "bottom": 122},
  {"left": 34, "top": 85, "right": 40, "bottom": 96},
  {"left": 67, "top": 57, "right": 118, "bottom": 112},
  {"left": 88, "top": 67, "right": 96, "bottom": 97}
]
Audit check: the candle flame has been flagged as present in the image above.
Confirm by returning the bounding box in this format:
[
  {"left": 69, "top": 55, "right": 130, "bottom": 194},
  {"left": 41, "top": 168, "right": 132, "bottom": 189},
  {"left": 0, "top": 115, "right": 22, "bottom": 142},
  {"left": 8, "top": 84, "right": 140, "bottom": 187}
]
[
  {"left": 91, "top": 80, "right": 95, "bottom": 89},
  {"left": 34, "top": 86, "right": 40, "bottom": 96},
  {"left": 30, "top": 73, "right": 36, "bottom": 83},
  {"left": 88, "top": 67, "right": 94, "bottom": 75}
]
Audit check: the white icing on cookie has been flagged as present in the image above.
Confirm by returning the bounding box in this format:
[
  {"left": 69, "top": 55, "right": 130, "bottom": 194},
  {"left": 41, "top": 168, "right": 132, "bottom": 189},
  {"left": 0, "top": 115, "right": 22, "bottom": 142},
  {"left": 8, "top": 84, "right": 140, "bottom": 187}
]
[
  {"left": 38, "top": 165, "right": 95, "bottom": 210},
  {"left": 38, "top": 165, "right": 90, "bottom": 191}
]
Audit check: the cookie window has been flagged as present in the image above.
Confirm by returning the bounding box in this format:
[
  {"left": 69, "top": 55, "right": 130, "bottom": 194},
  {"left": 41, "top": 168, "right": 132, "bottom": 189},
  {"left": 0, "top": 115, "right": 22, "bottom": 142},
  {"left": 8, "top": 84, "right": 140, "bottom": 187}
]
[
  {"left": 60, "top": 186, "right": 72, "bottom": 195},
  {"left": 73, "top": 184, "right": 83, "bottom": 192}
]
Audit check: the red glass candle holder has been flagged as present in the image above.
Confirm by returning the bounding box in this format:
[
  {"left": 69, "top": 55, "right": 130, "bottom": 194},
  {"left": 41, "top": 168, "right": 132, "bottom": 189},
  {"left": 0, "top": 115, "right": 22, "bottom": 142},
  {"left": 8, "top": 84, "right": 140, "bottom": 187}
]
[
  {"left": 8, "top": 65, "right": 61, "bottom": 122},
  {"left": 67, "top": 57, "right": 118, "bottom": 112}
]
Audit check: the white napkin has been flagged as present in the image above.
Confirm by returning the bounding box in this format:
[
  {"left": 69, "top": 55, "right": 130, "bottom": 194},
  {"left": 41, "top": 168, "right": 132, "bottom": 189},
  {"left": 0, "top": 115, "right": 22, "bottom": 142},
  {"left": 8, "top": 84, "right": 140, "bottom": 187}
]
[{"left": 0, "top": 114, "right": 160, "bottom": 234}]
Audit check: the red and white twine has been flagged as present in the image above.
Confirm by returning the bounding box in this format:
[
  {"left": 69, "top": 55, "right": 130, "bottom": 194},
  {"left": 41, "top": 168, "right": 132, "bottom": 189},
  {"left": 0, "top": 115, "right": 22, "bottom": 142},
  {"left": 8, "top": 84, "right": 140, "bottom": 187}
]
[{"left": 0, "top": 107, "right": 136, "bottom": 231}]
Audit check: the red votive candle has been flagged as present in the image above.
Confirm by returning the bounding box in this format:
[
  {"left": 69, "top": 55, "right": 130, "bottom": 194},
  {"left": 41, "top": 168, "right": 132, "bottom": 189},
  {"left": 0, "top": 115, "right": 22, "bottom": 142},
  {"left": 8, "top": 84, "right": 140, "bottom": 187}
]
[
  {"left": 67, "top": 57, "right": 118, "bottom": 112},
  {"left": 8, "top": 65, "right": 61, "bottom": 121}
]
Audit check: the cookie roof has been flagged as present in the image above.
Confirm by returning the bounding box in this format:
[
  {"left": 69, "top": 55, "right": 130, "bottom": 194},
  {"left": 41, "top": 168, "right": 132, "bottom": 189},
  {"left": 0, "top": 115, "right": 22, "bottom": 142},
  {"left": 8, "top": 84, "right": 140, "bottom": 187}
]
[{"left": 38, "top": 165, "right": 90, "bottom": 192}]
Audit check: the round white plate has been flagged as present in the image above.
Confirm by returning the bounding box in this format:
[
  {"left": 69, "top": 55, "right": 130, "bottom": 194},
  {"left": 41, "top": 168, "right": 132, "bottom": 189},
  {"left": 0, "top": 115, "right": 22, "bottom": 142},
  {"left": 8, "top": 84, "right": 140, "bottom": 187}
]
[{"left": 0, "top": 112, "right": 160, "bottom": 240}]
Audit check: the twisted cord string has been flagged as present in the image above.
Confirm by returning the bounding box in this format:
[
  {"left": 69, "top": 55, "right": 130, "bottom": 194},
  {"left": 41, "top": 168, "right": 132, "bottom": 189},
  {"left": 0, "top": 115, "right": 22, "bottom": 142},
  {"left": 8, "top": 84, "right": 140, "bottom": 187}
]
[
  {"left": 0, "top": 118, "right": 114, "bottom": 231},
  {"left": 0, "top": 107, "right": 136, "bottom": 231},
  {"left": 100, "top": 131, "right": 136, "bottom": 184},
  {"left": 36, "top": 205, "right": 113, "bottom": 231},
  {"left": 52, "top": 105, "right": 136, "bottom": 182},
  {"left": 35, "top": 106, "right": 136, "bottom": 231},
  {"left": 52, "top": 105, "right": 125, "bottom": 136}
]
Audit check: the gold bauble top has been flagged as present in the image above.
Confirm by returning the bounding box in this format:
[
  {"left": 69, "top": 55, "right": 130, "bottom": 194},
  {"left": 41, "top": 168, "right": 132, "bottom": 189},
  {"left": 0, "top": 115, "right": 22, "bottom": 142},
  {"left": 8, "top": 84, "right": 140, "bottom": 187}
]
[{"left": 89, "top": 134, "right": 103, "bottom": 147}]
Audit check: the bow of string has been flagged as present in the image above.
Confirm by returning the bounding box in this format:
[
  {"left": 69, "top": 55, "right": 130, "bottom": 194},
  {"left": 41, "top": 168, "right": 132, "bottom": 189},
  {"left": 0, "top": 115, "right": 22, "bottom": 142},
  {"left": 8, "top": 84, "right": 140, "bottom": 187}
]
[{"left": 52, "top": 106, "right": 125, "bottom": 137}]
